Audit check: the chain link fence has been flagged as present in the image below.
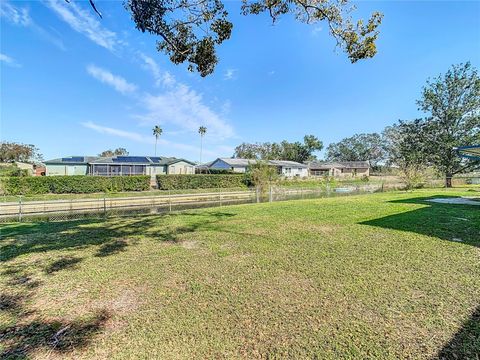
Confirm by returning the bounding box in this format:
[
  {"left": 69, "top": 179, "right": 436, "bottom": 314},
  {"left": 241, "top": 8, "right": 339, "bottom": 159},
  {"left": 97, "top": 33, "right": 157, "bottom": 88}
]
[{"left": 0, "top": 183, "right": 386, "bottom": 223}]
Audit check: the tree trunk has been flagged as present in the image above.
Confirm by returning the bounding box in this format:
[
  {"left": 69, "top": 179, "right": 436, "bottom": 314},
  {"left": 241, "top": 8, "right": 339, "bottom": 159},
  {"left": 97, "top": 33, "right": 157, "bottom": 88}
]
[{"left": 445, "top": 174, "right": 452, "bottom": 188}]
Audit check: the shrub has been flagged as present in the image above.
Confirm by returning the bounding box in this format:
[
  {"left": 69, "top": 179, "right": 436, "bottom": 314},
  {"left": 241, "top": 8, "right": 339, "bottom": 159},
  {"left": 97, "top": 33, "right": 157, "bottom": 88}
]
[
  {"left": 0, "top": 164, "right": 29, "bottom": 177},
  {"left": 0, "top": 175, "right": 150, "bottom": 195},
  {"left": 156, "top": 174, "right": 247, "bottom": 190},
  {"left": 245, "top": 161, "right": 278, "bottom": 193}
]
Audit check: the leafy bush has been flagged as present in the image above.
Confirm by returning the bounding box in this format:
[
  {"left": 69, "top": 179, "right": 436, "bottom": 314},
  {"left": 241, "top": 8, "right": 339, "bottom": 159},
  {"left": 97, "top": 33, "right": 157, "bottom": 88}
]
[
  {"left": 0, "top": 164, "right": 29, "bottom": 177},
  {"left": 0, "top": 175, "right": 150, "bottom": 195},
  {"left": 245, "top": 161, "right": 278, "bottom": 193},
  {"left": 156, "top": 174, "right": 247, "bottom": 190}
]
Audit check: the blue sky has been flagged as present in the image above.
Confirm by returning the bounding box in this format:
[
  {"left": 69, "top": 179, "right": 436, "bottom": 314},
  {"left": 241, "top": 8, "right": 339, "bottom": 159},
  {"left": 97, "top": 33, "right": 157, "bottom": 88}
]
[{"left": 1, "top": 0, "right": 479, "bottom": 162}]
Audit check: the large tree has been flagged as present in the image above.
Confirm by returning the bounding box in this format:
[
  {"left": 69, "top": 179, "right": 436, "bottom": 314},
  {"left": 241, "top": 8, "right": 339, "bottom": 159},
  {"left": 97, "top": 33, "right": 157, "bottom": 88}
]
[
  {"left": 84, "top": 0, "right": 382, "bottom": 77},
  {"left": 417, "top": 62, "right": 480, "bottom": 187},
  {"left": 0, "top": 142, "right": 43, "bottom": 163},
  {"left": 234, "top": 135, "right": 323, "bottom": 163},
  {"left": 325, "top": 133, "right": 386, "bottom": 168},
  {"left": 383, "top": 120, "right": 432, "bottom": 189},
  {"left": 98, "top": 148, "right": 129, "bottom": 157}
]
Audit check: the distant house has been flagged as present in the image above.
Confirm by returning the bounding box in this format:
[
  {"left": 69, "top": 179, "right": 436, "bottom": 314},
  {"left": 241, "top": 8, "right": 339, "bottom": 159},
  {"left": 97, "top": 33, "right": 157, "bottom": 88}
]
[
  {"left": 209, "top": 158, "right": 308, "bottom": 178},
  {"left": 45, "top": 156, "right": 195, "bottom": 176},
  {"left": 308, "top": 161, "right": 370, "bottom": 178},
  {"left": 269, "top": 160, "right": 309, "bottom": 177},
  {"left": 45, "top": 156, "right": 99, "bottom": 176}
]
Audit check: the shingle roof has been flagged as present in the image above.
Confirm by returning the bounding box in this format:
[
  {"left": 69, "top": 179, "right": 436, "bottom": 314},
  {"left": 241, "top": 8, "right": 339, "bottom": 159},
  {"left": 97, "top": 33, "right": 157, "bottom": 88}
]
[
  {"left": 269, "top": 160, "right": 308, "bottom": 168},
  {"left": 216, "top": 158, "right": 260, "bottom": 167},
  {"left": 45, "top": 156, "right": 99, "bottom": 164},
  {"left": 46, "top": 156, "right": 195, "bottom": 166},
  {"left": 308, "top": 161, "right": 370, "bottom": 169},
  {"left": 214, "top": 158, "right": 307, "bottom": 168},
  {"left": 457, "top": 145, "right": 480, "bottom": 159}
]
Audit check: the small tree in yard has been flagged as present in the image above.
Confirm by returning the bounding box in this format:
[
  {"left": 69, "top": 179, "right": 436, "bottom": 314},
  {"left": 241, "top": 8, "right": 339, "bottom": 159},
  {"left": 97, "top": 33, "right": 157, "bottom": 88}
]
[
  {"left": 246, "top": 161, "right": 278, "bottom": 198},
  {"left": 383, "top": 119, "right": 431, "bottom": 190},
  {"left": 417, "top": 62, "right": 480, "bottom": 187}
]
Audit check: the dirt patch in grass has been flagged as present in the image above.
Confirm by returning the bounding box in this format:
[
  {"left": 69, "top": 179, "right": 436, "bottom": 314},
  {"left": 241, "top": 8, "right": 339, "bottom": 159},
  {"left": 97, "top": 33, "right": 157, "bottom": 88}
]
[{"left": 181, "top": 240, "right": 200, "bottom": 249}]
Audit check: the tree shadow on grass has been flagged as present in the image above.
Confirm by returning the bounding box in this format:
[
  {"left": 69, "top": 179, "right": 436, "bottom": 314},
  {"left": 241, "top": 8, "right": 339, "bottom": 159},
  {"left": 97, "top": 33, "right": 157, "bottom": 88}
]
[
  {"left": 435, "top": 305, "right": 480, "bottom": 359},
  {"left": 0, "top": 211, "right": 236, "bottom": 359},
  {"left": 359, "top": 196, "right": 480, "bottom": 247},
  {"left": 0, "top": 211, "right": 237, "bottom": 263},
  {"left": 0, "top": 309, "right": 111, "bottom": 359},
  {"left": 45, "top": 256, "right": 83, "bottom": 274}
]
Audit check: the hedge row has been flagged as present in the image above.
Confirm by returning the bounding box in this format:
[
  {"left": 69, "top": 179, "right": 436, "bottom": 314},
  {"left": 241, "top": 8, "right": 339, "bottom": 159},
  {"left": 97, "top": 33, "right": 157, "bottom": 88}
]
[
  {"left": 1, "top": 175, "right": 151, "bottom": 195},
  {"left": 156, "top": 174, "right": 246, "bottom": 190}
]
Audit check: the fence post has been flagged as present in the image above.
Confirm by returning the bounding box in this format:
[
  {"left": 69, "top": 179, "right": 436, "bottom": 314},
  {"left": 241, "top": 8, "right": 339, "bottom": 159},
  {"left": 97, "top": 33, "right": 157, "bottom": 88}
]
[
  {"left": 269, "top": 184, "right": 272, "bottom": 203},
  {"left": 103, "top": 196, "right": 107, "bottom": 217},
  {"left": 18, "top": 196, "right": 22, "bottom": 222},
  {"left": 169, "top": 188, "right": 172, "bottom": 213}
]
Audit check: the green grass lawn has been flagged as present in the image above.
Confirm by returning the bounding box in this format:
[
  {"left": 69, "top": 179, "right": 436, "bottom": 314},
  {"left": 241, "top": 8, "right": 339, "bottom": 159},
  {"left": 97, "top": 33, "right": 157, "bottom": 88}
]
[{"left": 1, "top": 189, "right": 479, "bottom": 359}]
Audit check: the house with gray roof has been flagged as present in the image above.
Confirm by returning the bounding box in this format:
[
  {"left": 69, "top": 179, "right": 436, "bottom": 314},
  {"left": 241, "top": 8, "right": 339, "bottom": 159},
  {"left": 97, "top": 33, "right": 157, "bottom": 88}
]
[
  {"left": 45, "top": 156, "right": 195, "bottom": 176},
  {"left": 307, "top": 161, "right": 370, "bottom": 178},
  {"left": 209, "top": 158, "right": 308, "bottom": 178}
]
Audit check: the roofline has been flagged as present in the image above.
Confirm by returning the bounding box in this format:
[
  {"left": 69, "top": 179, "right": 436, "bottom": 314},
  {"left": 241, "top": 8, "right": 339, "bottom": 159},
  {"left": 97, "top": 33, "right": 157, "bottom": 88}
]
[
  {"left": 167, "top": 158, "right": 196, "bottom": 166},
  {"left": 456, "top": 145, "right": 480, "bottom": 160},
  {"left": 456, "top": 144, "right": 480, "bottom": 150}
]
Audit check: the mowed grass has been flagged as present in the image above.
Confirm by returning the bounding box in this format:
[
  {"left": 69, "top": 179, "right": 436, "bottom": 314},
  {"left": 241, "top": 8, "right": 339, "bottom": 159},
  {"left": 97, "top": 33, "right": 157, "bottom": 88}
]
[{"left": 1, "top": 189, "right": 479, "bottom": 359}]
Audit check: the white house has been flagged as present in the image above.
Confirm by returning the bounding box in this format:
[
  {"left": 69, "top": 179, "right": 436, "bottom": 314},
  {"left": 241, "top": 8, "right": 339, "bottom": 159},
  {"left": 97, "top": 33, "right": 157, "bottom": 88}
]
[
  {"left": 208, "top": 158, "right": 308, "bottom": 178},
  {"left": 307, "top": 161, "right": 370, "bottom": 178}
]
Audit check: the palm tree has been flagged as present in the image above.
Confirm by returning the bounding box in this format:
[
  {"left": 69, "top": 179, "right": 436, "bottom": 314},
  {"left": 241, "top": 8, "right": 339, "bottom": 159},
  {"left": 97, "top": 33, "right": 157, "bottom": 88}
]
[
  {"left": 198, "top": 126, "right": 207, "bottom": 164},
  {"left": 152, "top": 125, "right": 162, "bottom": 156}
]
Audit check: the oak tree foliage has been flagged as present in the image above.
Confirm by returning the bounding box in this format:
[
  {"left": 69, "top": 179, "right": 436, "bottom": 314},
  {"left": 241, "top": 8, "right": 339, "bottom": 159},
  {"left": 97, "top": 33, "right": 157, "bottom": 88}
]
[
  {"left": 234, "top": 135, "right": 323, "bottom": 163},
  {"left": 98, "top": 148, "right": 129, "bottom": 157},
  {"left": 82, "top": 0, "right": 382, "bottom": 76},
  {"left": 0, "top": 142, "right": 43, "bottom": 163},
  {"left": 325, "top": 133, "right": 385, "bottom": 168},
  {"left": 416, "top": 62, "right": 480, "bottom": 186}
]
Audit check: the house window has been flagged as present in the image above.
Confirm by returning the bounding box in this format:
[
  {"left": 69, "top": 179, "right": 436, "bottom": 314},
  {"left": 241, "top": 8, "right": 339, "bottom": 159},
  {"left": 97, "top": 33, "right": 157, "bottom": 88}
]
[{"left": 284, "top": 167, "right": 291, "bottom": 174}]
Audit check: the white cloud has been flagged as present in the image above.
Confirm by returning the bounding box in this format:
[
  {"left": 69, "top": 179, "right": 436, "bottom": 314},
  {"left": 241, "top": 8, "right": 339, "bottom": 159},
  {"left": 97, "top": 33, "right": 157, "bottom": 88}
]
[
  {"left": 0, "top": 1, "right": 30, "bottom": 26},
  {"left": 140, "top": 84, "right": 234, "bottom": 139},
  {"left": 82, "top": 121, "right": 148, "bottom": 142},
  {"left": 1, "top": 1, "right": 65, "bottom": 50},
  {"left": 139, "top": 52, "right": 176, "bottom": 88},
  {"left": 311, "top": 26, "right": 322, "bottom": 36},
  {"left": 221, "top": 100, "right": 232, "bottom": 114},
  {"left": 87, "top": 65, "right": 137, "bottom": 94},
  {"left": 0, "top": 53, "right": 21, "bottom": 68},
  {"left": 86, "top": 60, "right": 234, "bottom": 143},
  {"left": 82, "top": 121, "right": 221, "bottom": 158},
  {"left": 139, "top": 53, "right": 161, "bottom": 86},
  {"left": 224, "top": 68, "right": 238, "bottom": 80},
  {"left": 45, "top": 0, "right": 119, "bottom": 51}
]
